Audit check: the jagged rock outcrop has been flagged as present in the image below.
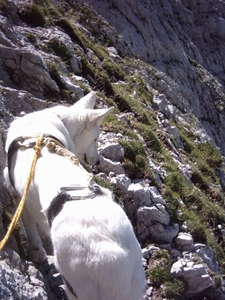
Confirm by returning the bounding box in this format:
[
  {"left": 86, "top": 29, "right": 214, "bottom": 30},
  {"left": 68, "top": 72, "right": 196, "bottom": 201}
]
[
  {"left": 73, "top": 0, "right": 225, "bottom": 155},
  {"left": 0, "top": 0, "right": 225, "bottom": 299}
]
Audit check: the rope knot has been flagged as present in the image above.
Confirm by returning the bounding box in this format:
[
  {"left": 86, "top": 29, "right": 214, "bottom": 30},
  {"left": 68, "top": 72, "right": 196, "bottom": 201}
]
[
  {"left": 33, "top": 144, "right": 42, "bottom": 156},
  {"left": 45, "top": 141, "right": 57, "bottom": 151},
  {"left": 33, "top": 133, "right": 44, "bottom": 156},
  {"left": 70, "top": 155, "right": 79, "bottom": 165}
]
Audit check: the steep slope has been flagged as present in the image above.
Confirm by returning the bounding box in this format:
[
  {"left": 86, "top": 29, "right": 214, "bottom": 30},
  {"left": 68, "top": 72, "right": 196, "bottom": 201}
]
[
  {"left": 73, "top": 0, "right": 225, "bottom": 154},
  {"left": 0, "top": 0, "right": 225, "bottom": 299}
]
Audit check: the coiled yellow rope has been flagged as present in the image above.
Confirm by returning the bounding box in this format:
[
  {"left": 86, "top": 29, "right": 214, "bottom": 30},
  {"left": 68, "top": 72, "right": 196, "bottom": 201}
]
[{"left": 0, "top": 133, "right": 44, "bottom": 250}]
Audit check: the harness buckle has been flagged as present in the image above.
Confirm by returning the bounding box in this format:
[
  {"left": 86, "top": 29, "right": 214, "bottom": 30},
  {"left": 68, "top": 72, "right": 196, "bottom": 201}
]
[
  {"left": 59, "top": 184, "right": 103, "bottom": 200},
  {"left": 48, "top": 184, "right": 103, "bottom": 227}
]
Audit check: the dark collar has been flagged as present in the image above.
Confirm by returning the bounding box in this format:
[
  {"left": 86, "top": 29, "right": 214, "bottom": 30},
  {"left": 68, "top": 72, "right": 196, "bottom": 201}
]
[{"left": 7, "top": 134, "right": 65, "bottom": 188}]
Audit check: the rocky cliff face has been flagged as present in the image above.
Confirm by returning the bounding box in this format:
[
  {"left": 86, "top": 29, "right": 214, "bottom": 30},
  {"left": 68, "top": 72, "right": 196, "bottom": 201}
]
[
  {"left": 74, "top": 0, "right": 225, "bottom": 154},
  {"left": 1, "top": 0, "right": 225, "bottom": 299}
]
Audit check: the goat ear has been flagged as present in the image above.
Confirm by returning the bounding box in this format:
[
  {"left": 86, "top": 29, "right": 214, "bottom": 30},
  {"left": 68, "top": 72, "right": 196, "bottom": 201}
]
[
  {"left": 87, "top": 107, "right": 114, "bottom": 127},
  {"left": 73, "top": 91, "right": 97, "bottom": 109}
]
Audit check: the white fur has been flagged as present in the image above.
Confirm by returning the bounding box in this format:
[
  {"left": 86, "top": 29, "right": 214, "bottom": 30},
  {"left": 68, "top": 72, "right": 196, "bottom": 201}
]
[
  {"left": 4, "top": 92, "right": 112, "bottom": 262},
  {"left": 51, "top": 190, "right": 146, "bottom": 300}
]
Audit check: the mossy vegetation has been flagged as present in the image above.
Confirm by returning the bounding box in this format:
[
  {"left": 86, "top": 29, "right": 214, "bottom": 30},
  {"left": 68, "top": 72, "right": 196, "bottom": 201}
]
[
  {"left": 0, "top": 0, "right": 8, "bottom": 14},
  {"left": 163, "top": 278, "right": 187, "bottom": 300},
  {"left": 146, "top": 249, "right": 187, "bottom": 299},
  {"left": 47, "top": 62, "right": 62, "bottom": 88},
  {"left": 17, "top": 0, "right": 62, "bottom": 27},
  {"left": 47, "top": 39, "right": 72, "bottom": 63},
  {"left": 135, "top": 123, "right": 162, "bottom": 152},
  {"left": 94, "top": 176, "right": 124, "bottom": 205},
  {"left": 119, "top": 139, "right": 147, "bottom": 179},
  {"left": 147, "top": 264, "right": 171, "bottom": 287},
  {"left": 95, "top": 70, "right": 115, "bottom": 96},
  {"left": 101, "top": 114, "right": 136, "bottom": 138},
  {"left": 55, "top": 17, "right": 86, "bottom": 51},
  {"left": 18, "top": 2, "right": 47, "bottom": 27},
  {"left": 161, "top": 129, "right": 225, "bottom": 267},
  {"left": 102, "top": 59, "right": 126, "bottom": 82},
  {"left": 26, "top": 33, "right": 37, "bottom": 44}
]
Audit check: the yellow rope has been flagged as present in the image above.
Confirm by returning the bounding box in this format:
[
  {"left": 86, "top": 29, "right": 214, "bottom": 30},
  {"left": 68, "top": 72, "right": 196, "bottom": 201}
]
[
  {"left": 0, "top": 134, "right": 93, "bottom": 250},
  {"left": 44, "top": 137, "right": 79, "bottom": 165},
  {"left": 0, "top": 133, "right": 44, "bottom": 250}
]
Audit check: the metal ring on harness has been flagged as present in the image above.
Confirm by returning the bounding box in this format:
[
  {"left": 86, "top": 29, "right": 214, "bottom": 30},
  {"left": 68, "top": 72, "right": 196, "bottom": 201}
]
[
  {"left": 60, "top": 184, "right": 103, "bottom": 200},
  {"left": 47, "top": 184, "right": 103, "bottom": 227}
]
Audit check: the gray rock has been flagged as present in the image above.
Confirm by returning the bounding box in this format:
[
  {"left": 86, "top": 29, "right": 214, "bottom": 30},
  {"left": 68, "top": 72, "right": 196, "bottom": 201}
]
[
  {"left": 80, "top": 0, "right": 225, "bottom": 156},
  {"left": 166, "top": 125, "right": 184, "bottom": 150},
  {"left": 0, "top": 16, "right": 16, "bottom": 47},
  {"left": 195, "top": 244, "right": 219, "bottom": 273},
  {"left": 0, "top": 250, "right": 48, "bottom": 300},
  {"left": 98, "top": 155, "right": 125, "bottom": 175},
  {"left": 171, "top": 259, "right": 214, "bottom": 295},
  {"left": 149, "top": 186, "right": 166, "bottom": 206},
  {"left": 170, "top": 241, "right": 223, "bottom": 296},
  {"left": 1, "top": 86, "right": 48, "bottom": 118},
  {"left": 0, "top": 46, "right": 59, "bottom": 98},
  {"left": 175, "top": 232, "right": 195, "bottom": 252},
  {"left": 110, "top": 174, "right": 131, "bottom": 194},
  {"left": 142, "top": 245, "right": 160, "bottom": 261},
  {"left": 98, "top": 142, "right": 124, "bottom": 161},
  {"left": 127, "top": 183, "right": 153, "bottom": 207},
  {"left": 58, "top": 75, "right": 84, "bottom": 98},
  {"left": 137, "top": 205, "right": 170, "bottom": 227},
  {"left": 136, "top": 206, "right": 179, "bottom": 243},
  {"left": 153, "top": 94, "right": 173, "bottom": 119}
]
